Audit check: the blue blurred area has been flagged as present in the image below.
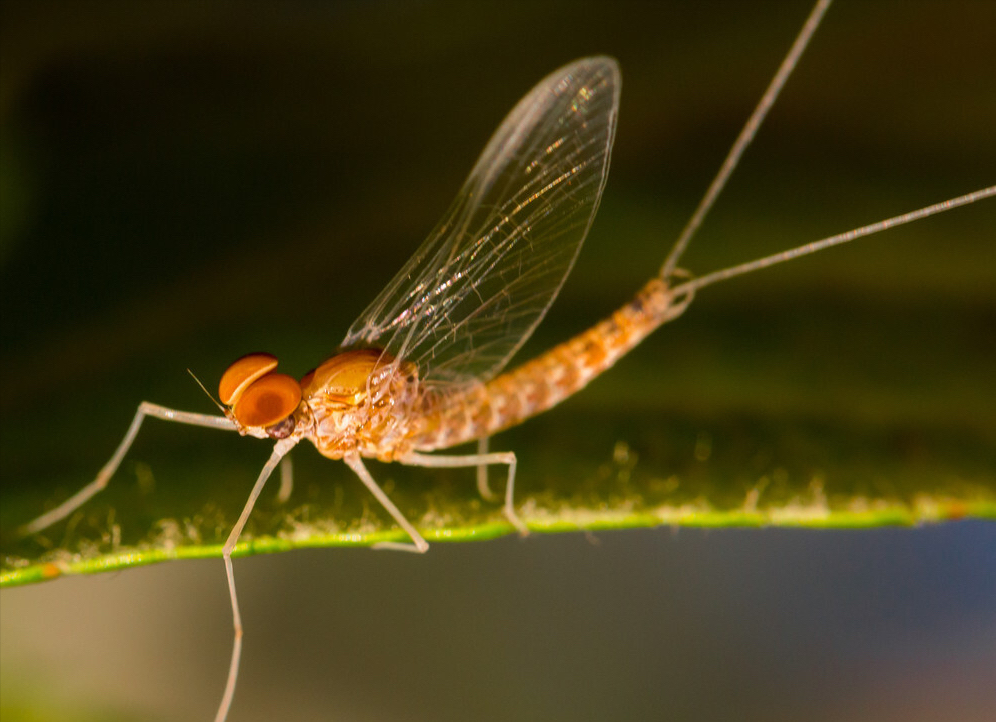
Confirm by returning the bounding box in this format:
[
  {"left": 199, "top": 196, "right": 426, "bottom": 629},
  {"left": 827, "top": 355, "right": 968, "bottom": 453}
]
[{"left": 2, "top": 523, "right": 994, "bottom": 721}]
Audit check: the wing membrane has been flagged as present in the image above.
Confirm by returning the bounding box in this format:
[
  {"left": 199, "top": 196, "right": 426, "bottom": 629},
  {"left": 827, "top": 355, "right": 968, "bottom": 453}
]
[{"left": 342, "top": 57, "right": 620, "bottom": 390}]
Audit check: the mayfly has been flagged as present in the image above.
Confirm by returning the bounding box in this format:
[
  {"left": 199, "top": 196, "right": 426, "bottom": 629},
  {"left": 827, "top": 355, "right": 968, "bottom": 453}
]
[{"left": 17, "top": 0, "right": 994, "bottom": 720}]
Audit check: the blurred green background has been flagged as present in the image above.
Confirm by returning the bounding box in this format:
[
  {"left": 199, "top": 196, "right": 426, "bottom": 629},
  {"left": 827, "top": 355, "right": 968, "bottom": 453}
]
[{"left": 1, "top": 1, "right": 994, "bottom": 721}]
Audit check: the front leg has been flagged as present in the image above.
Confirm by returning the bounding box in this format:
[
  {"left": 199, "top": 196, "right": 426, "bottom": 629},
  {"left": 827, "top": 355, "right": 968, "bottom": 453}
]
[{"left": 19, "top": 402, "right": 235, "bottom": 537}]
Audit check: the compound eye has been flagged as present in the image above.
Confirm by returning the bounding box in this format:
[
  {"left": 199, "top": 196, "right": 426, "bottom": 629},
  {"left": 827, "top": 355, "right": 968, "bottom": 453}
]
[
  {"left": 231, "top": 373, "right": 302, "bottom": 429},
  {"left": 219, "top": 353, "right": 279, "bottom": 406}
]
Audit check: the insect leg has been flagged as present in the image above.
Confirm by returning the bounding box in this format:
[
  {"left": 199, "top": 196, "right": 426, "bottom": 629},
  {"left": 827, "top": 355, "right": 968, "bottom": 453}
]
[
  {"left": 402, "top": 451, "right": 527, "bottom": 536},
  {"left": 345, "top": 454, "right": 429, "bottom": 553},
  {"left": 215, "top": 437, "right": 297, "bottom": 722},
  {"left": 276, "top": 455, "right": 294, "bottom": 504},
  {"left": 19, "top": 402, "right": 235, "bottom": 538},
  {"left": 475, "top": 436, "right": 500, "bottom": 501}
]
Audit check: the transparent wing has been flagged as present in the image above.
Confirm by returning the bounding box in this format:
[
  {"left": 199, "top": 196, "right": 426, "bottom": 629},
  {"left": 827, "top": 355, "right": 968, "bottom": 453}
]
[{"left": 342, "top": 57, "right": 620, "bottom": 390}]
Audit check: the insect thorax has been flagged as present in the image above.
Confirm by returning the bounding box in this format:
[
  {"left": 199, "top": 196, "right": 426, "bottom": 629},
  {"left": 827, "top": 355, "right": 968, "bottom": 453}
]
[{"left": 301, "top": 348, "right": 423, "bottom": 461}]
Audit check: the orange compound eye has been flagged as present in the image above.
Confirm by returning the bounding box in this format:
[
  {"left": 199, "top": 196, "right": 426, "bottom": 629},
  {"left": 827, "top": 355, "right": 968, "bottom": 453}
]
[
  {"left": 219, "top": 353, "right": 279, "bottom": 406},
  {"left": 231, "top": 373, "right": 302, "bottom": 429}
]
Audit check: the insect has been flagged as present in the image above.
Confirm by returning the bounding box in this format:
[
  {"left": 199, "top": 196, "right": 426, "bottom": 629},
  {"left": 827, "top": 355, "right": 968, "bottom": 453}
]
[{"left": 14, "top": 1, "right": 994, "bottom": 720}]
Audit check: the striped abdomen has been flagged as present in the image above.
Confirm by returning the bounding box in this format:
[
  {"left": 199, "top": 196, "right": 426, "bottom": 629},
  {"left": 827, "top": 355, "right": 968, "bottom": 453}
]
[{"left": 412, "top": 277, "right": 691, "bottom": 451}]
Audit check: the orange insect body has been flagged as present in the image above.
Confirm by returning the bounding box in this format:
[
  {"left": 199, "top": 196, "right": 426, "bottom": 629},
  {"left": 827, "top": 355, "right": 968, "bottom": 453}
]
[{"left": 222, "top": 277, "right": 692, "bottom": 468}]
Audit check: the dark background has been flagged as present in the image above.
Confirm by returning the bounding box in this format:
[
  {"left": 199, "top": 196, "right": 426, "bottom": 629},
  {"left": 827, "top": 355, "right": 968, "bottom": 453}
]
[{"left": 2, "top": 2, "right": 994, "bottom": 721}]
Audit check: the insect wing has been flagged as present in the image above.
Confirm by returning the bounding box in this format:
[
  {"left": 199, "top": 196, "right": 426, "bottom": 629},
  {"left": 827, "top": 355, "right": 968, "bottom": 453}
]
[{"left": 342, "top": 57, "right": 620, "bottom": 390}]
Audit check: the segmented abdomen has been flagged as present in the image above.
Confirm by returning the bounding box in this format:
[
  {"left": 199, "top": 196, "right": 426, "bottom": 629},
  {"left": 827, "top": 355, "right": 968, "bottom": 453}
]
[{"left": 412, "top": 277, "right": 689, "bottom": 451}]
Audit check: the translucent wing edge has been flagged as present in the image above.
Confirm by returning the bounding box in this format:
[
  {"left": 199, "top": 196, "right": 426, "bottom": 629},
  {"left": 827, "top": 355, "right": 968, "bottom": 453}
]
[{"left": 340, "top": 57, "right": 621, "bottom": 388}]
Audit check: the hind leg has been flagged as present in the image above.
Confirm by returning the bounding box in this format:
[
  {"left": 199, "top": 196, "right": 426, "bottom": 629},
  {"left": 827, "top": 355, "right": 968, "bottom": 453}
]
[{"left": 401, "top": 450, "right": 527, "bottom": 536}]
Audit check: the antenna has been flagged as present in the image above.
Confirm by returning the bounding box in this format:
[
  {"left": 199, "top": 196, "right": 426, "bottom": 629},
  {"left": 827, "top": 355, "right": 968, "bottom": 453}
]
[{"left": 188, "top": 368, "right": 228, "bottom": 415}]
